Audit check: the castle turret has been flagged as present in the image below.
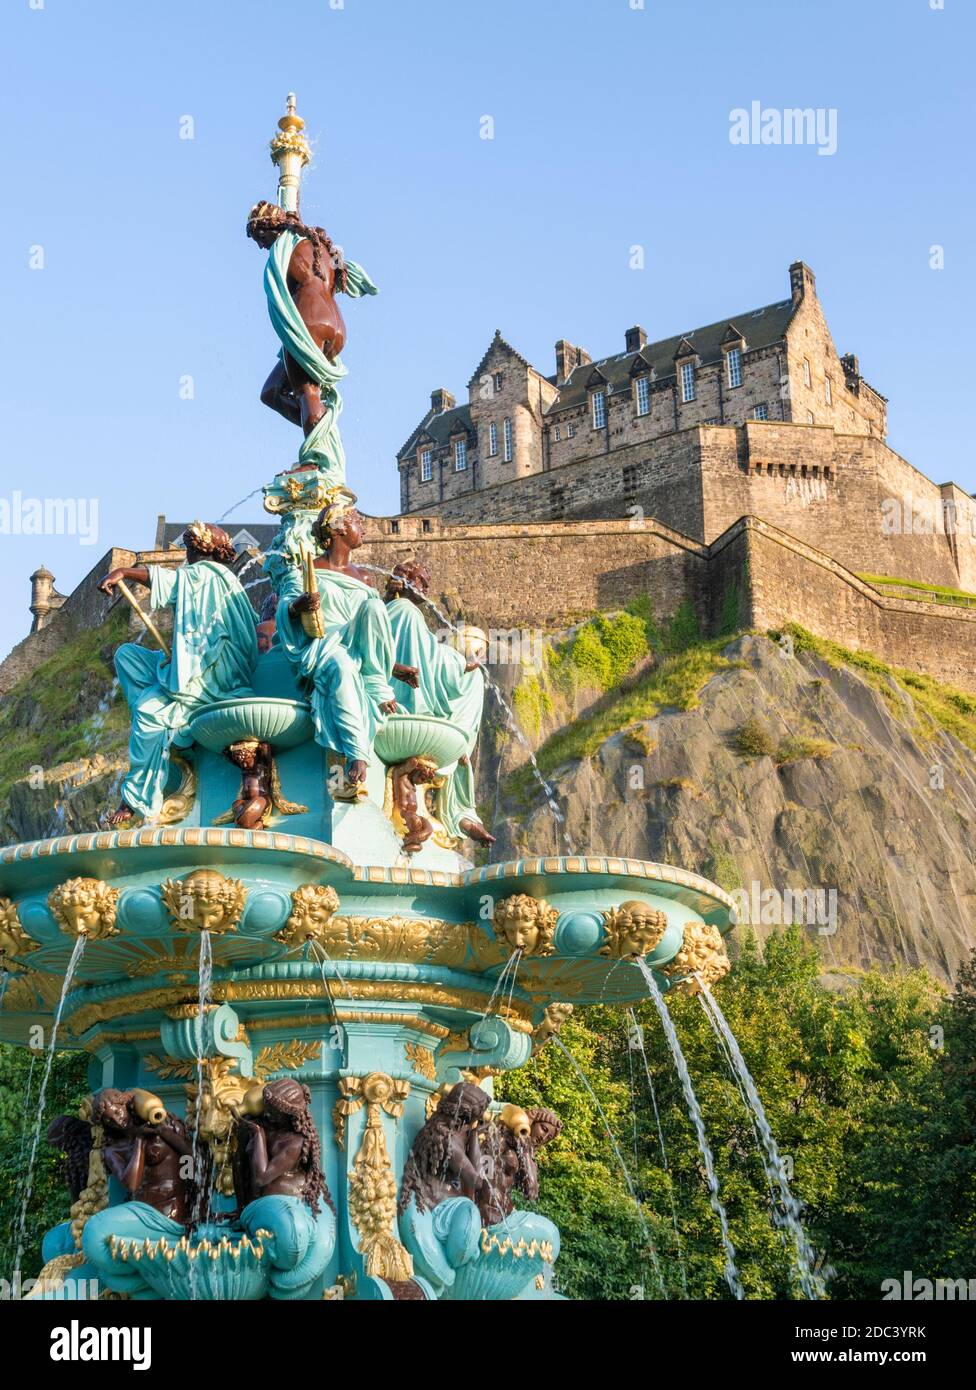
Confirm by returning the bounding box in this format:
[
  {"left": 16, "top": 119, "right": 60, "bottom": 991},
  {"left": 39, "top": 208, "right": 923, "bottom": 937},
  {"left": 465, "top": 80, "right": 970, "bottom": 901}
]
[{"left": 29, "top": 565, "right": 66, "bottom": 633}]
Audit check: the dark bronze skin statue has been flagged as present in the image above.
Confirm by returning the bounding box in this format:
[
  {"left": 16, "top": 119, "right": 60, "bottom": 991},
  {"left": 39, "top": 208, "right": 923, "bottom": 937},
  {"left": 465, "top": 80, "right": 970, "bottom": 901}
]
[
  {"left": 91, "top": 1088, "right": 197, "bottom": 1225},
  {"left": 235, "top": 1078, "right": 333, "bottom": 1216},
  {"left": 477, "top": 1105, "right": 563, "bottom": 1225},
  {"left": 223, "top": 740, "right": 274, "bottom": 830},
  {"left": 246, "top": 201, "right": 351, "bottom": 437},
  {"left": 98, "top": 522, "right": 240, "bottom": 827},
  {"left": 398, "top": 1082, "right": 491, "bottom": 1216},
  {"left": 47, "top": 1114, "right": 97, "bottom": 1205},
  {"left": 391, "top": 755, "right": 439, "bottom": 854}
]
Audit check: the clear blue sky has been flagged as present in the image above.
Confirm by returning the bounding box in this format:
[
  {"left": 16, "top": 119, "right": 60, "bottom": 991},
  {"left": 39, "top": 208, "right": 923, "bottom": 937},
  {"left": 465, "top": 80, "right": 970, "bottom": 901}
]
[{"left": 1, "top": 0, "right": 973, "bottom": 660}]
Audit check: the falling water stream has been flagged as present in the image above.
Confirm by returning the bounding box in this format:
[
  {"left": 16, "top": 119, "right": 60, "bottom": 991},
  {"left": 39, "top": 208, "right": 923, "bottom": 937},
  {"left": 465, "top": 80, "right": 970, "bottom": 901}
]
[
  {"left": 12, "top": 934, "right": 87, "bottom": 1280},
  {"left": 552, "top": 1036, "right": 667, "bottom": 1299},
  {"left": 626, "top": 1009, "right": 689, "bottom": 1297},
  {"left": 698, "top": 984, "right": 823, "bottom": 1299},
  {"left": 635, "top": 961, "right": 743, "bottom": 1300}
]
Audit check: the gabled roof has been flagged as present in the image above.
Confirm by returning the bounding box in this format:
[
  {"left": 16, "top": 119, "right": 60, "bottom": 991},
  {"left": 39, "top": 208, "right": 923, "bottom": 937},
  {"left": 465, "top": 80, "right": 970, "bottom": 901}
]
[
  {"left": 466, "top": 329, "right": 535, "bottom": 389},
  {"left": 396, "top": 403, "right": 474, "bottom": 462},
  {"left": 546, "top": 298, "right": 794, "bottom": 414}
]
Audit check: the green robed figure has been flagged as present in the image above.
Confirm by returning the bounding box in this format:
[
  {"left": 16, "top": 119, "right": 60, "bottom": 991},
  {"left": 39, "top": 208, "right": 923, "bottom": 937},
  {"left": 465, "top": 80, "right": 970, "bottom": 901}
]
[
  {"left": 272, "top": 499, "right": 409, "bottom": 794},
  {"left": 99, "top": 523, "right": 259, "bottom": 824},
  {"left": 384, "top": 561, "right": 495, "bottom": 848}
]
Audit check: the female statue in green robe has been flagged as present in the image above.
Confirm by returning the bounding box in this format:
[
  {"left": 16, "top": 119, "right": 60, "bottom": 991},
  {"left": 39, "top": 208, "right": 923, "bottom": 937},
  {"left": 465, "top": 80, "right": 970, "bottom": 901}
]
[
  {"left": 99, "top": 523, "right": 259, "bottom": 824},
  {"left": 384, "top": 562, "right": 494, "bottom": 847},
  {"left": 273, "top": 501, "right": 410, "bottom": 793}
]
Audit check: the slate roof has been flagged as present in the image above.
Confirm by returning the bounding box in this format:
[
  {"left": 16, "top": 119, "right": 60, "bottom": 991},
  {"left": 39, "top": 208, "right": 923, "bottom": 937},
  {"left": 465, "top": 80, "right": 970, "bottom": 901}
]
[
  {"left": 396, "top": 403, "right": 473, "bottom": 462},
  {"left": 546, "top": 298, "right": 795, "bottom": 413}
]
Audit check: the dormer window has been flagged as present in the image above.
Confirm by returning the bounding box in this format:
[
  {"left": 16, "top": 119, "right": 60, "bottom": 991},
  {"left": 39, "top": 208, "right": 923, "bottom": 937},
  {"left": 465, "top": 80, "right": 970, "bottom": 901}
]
[
  {"left": 635, "top": 375, "right": 650, "bottom": 417},
  {"left": 726, "top": 347, "right": 743, "bottom": 389},
  {"left": 488, "top": 421, "right": 498, "bottom": 456},
  {"left": 454, "top": 438, "right": 467, "bottom": 471},
  {"left": 680, "top": 362, "right": 696, "bottom": 403},
  {"left": 591, "top": 389, "right": 607, "bottom": 429},
  {"left": 503, "top": 416, "right": 514, "bottom": 462},
  {"left": 420, "top": 448, "right": 433, "bottom": 482}
]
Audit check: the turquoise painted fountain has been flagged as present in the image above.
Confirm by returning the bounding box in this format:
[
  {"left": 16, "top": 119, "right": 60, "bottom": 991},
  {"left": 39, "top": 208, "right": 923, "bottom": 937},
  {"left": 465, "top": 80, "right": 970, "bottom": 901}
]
[{"left": 0, "top": 96, "right": 734, "bottom": 1303}]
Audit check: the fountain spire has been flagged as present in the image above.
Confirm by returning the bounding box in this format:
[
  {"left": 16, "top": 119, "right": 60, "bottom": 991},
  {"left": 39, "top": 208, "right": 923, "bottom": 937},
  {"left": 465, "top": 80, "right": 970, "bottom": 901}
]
[{"left": 269, "top": 91, "right": 311, "bottom": 213}]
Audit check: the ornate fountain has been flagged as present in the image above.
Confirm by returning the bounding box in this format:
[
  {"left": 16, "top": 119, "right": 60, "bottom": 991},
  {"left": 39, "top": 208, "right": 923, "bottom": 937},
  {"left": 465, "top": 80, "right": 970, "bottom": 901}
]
[{"left": 0, "top": 97, "right": 734, "bottom": 1302}]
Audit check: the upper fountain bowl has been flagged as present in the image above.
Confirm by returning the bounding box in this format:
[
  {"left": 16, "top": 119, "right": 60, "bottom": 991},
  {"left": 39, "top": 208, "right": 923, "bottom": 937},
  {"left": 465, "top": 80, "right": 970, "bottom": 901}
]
[
  {"left": 373, "top": 714, "right": 468, "bottom": 769},
  {"left": 187, "top": 697, "right": 314, "bottom": 752}
]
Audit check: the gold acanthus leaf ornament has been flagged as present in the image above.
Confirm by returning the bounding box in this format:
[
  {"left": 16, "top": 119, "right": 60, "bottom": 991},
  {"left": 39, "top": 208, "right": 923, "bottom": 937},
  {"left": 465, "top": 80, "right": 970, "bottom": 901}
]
[
  {"left": 338, "top": 1073, "right": 413, "bottom": 1282},
  {"left": 600, "top": 901, "right": 668, "bottom": 959},
  {"left": 160, "top": 870, "right": 247, "bottom": 934},
  {"left": 0, "top": 898, "right": 38, "bottom": 958},
  {"left": 662, "top": 922, "right": 731, "bottom": 994},
  {"left": 48, "top": 879, "right": 121, "bottom": 940},
  {"left": 492, "top": 894, "right": 558, "bottom": 958}
]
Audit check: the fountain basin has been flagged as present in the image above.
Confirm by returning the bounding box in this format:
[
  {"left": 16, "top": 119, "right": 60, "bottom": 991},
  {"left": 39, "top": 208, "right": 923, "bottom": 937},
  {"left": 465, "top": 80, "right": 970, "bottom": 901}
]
[
  {"left": 187, "top": 697, "right": 314, "bottom": 752},
  {"left": 373, "top": 714, "right": 468, "bottom": 769}
]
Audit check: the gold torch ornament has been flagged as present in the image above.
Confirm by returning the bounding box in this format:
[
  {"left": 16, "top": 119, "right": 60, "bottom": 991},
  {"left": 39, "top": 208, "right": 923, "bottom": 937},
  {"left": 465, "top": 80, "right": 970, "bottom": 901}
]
[{"left": 301, "top": 548, "right": 326, "bottom": 638}]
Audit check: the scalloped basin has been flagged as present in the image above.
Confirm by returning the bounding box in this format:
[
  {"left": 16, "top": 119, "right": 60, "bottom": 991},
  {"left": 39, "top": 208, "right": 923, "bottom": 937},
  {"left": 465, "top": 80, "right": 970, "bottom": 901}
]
[
  {"left": 373, "top": 714, "right": 468, "bottom": 769},
  {"left": 188, "top": 697, "right": 314, "bottom": 752}
]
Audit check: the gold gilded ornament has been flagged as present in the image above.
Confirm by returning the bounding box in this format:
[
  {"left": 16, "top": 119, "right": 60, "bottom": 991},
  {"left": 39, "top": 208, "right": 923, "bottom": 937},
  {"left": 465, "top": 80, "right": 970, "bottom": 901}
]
[
  {"left": 274, "top": 884, "right": 341, "bottom": 949},
  {"left": 662, "top": 922, "right": 731, "bottom": 994},
  {"left": 160, "top": 870, "right": 247, "bottom": 934},
  {"left": 0, "top": 898, "right": 38, "bottom": 958},
  {"left": 492, "top": 894, "right": 558, "bottom": 958},
  {"left": 600, "top": 901, "right": 668, "bottom": 959},
  {"left": 48, "top": 879, "right": 121, "bottom": 940},
  {"left": 338, "top": 1073, "right": 413, "bottom": 1281}
]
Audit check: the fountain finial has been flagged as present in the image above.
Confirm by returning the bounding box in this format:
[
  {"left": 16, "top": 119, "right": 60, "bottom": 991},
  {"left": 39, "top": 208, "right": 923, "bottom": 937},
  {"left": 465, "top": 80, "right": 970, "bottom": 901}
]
[{"left": 269, "top": 91, "right": 310, "bottom": 213}]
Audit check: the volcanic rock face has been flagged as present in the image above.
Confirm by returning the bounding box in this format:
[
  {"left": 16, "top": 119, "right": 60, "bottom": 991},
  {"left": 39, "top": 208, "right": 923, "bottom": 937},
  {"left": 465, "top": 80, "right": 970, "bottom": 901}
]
[{"left": 484, "top": 635, "right": 976, "bottom": 985}]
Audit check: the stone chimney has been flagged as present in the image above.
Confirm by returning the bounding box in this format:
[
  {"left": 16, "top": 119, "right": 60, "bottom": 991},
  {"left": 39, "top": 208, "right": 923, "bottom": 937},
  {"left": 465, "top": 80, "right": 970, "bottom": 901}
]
[
  {"left": 789, "top": 260, "right": 816, "bottom": 306},
  {"left": 430, "top": 387, "right": 456, "bottom": 414},
  {"left": 625, "top": 326, "right": 647, "bottom": 352},
  {"left": 554, "top": 340, "right": 591, "bottom": 386}
]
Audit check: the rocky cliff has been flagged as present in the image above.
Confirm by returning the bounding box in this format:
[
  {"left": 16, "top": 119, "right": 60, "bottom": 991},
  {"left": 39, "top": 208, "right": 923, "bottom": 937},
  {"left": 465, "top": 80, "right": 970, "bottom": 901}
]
[
  {"left": 483, "top": 624, "right": 976, "bottom": 986},
  {"left": 3, "top": 610, "right": 975, "bottom": 985}
]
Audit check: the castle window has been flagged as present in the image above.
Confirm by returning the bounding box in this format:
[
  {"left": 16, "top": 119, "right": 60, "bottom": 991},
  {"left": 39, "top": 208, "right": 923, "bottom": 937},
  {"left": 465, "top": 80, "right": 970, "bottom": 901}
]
[
  {"left": 726, "top": 347, "right": 743, "bottom": 389},
  {"left": 389, "top": 520, "right": 400, "bottom": 535},
  {"left": 806, "top": 410, "right": 814, "bottom": 424},
  {"left": 803, "top": 358, "right": 812, "bottom": 388},
  {"left": 422, "top": 519, "right": 432, "bottom": 533},
  {"left": 825, "top": 376, "right": 832, "bottom": 406},
  {"left": 553, "top": 425, "right": 561, "bottom": 442},
  {"left": 488, "top": 421, "right": 498, "bottom": 456},
  {"left": 567, "top": 423, "right": 576, "bottom": 438},
  {"left": 592, "top": 390, "right": 607, "bottom": 429},
  {"left": 503, "top": 417, "right": 514, "bottom": 462},
  {"left": 493, "top": 371, "right": 504, "bottom": 394},
  {"left": 420, "top": 448, "right": 433, "bottom": 482},
  {"left": 753, "top": 403, "right": 768, "bottom": 420},
  {"left": 680, "top": 362, "right": 695, "bottom": 402},
  {"left": 635, "top": 375, "right": 650, "bottom": 416},
  {"left": 454, "top": 438, "right": 467, "bottom": 471}
]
